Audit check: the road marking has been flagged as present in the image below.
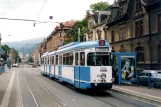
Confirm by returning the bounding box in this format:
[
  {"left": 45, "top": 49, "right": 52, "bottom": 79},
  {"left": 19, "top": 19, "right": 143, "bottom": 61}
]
[
  {"left": 17, "top": 71, "right": 24, "bottom": 107},
  {"left": 0, "top": 71, "right": 15, "bottom": 107},
  {"left": 25, "top": 79, "right": 39, "bottom": 107}
]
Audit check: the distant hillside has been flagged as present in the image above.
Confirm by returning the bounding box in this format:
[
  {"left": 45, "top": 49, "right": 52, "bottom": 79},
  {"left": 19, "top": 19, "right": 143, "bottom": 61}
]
[{"left": 2, "top": 37, "right": 46, "bottom": 54}]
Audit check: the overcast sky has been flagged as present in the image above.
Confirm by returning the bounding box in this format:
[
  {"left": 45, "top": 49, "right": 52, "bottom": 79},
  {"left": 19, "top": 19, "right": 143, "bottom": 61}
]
[{"left": 0, "top": 0, "right": 114, "bottom": 43}]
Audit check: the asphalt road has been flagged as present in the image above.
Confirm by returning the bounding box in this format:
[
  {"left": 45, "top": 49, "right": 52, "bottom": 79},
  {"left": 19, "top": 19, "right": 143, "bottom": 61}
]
[{"left": 0, "top": 65, "right": 157, "bottom": 107}]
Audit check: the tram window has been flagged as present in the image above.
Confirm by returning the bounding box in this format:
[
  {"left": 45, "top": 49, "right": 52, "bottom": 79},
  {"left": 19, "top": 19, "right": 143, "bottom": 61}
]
[
  {"left": 63, "top": 52, "right": 73, "bottom": 65},
  {"left": 51, "top": 56, "right": 54, "bottom": 64},
  {"left": 69, "top": 52, "right": 73, "bottom": 65},
  {"left": 59, "top": 55, "right": 62, "bottom": 65},
  {"left": 80, "top": 52, "right": 85, "bottom": 66},
  {"left": 50, "top": 57, "right": 52, "bottom": 64},
  {"left": 56, "top": 55, "right": 58, "bottom": 65},
  {"left": 87, "top": 52, "right": 110, "bottom": 66},
  {"left": 41, "top": 58, "right": 44, "bottom": 64},
  {"left": 66, "top": 53, "right": 70, "bottom": 65},
  {"left": 48, "top": 58, "right": 50, "bottom": 64},
  {"left": 63, "top": 53, "right": 65, "bottom": 65},
  {"left": 75, "top": 52, "right": 78, "bottom": 65},
  {"left": 45, "top": 58, "right": 46, "bottom": 64}
]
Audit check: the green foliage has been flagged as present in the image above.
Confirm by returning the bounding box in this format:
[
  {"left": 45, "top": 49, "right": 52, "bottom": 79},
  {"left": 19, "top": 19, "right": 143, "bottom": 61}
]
[
  {"left": 90, "top": 2, "right": 109, "bottom": 11},
  {"left": 1, "top": 45, "right": 10, "bottom": 62},
  {"left": 64, "top": 18, "right": 88, "bottom": 45},
  {"left": 14, "top": 50, "right": 21, "bottom": 63},
  {"left": 28, "top": 56, "right": 33, "bottom": 63},
  {"left": 1, "top": 45, "right": 10, "bottom": 55}
]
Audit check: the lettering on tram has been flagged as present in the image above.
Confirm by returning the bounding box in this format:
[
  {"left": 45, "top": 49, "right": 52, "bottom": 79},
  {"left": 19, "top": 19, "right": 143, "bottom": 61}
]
[{"left": 40, "top": 40, "right": 113, "bottom": 90}]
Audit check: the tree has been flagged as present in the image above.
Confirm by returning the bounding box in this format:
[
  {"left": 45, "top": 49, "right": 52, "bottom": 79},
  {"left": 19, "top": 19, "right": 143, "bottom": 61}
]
[
  {"left": 14, "top": 50, "right": 21, "bottom": 63},
  {"left": 1, "top": 45, "right": 10, "bottom": 62},
  {"left": 1, "top": 45, "right": 10, "bottom": 53},
  {"left": 64, "top": 18, "right": 88, "bottom": 45},
  {"left": 28, "top": 56, "right": 33, "bottom": 63},
  {"left": 90, "top": 2, "right": 109, "bottom": 11}
]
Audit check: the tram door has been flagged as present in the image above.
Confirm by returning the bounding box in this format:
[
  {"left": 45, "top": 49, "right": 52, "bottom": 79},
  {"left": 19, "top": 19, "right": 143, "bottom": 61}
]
[
  {"left": 74, "top": 52, "right": 80, "bottom": 88},
  {"left": 74, "top": 51, "right": 85, "bottom": 88},
  {"left": 53, "top": 56, "right": 55, "bottom": 78}
]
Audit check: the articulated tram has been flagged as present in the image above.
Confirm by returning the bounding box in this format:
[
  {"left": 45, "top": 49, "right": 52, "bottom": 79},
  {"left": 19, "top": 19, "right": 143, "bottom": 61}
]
[{"left": 41, "top": 40, "right": 113, "bottom": 90}]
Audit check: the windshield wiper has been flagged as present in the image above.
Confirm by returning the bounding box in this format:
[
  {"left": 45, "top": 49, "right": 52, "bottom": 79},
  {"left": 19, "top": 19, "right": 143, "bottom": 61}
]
[{"left": 98, "top": 61, "right": 103, "bottom": 66}]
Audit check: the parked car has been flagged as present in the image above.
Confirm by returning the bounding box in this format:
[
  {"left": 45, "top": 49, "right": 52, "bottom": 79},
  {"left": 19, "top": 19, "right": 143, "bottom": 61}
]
[
  {"left": 157, "top": 71, "right": 161, "bottom": 74},
  {"left": 29, "top": 63, "right": 34, "bottom": 65},
  {"left": 138, "top": 70, "right": 161, "bottom": 88},
  {"left": 12, "top": 63, "right": 19, "bottom": 67}
]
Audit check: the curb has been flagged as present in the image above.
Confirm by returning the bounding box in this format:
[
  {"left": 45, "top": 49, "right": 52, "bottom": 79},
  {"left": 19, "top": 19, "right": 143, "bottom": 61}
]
[{"left": 111, "top": 87, "right": 161, "bottom": 106}]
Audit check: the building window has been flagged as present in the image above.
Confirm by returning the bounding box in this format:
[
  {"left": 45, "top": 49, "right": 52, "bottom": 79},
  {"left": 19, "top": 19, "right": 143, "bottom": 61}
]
[
  {"left": 111, "top": 30, "right": 115, "bottom": 42},
  {"left": 88, "top": 21, "right": 93, "bottom": 29},
  {"left": 157, "top": 14, "right": 161, "bottom": 32},
  {"left": 135, "top": 43, "right": 144, "bottom": 62},
  {"left": 97, "top": 29, "right": 102, "bottom": 40},
  {"left": 135, "top": 20, "right": 144, "bottom": 37},
  {"left": 119, "top": 45, "right": 126, "bottom": 52},
  {"left": 136, "top": 0, "right": 141, "bottom": 11},
  {"left": 158, "top": 42, "right": 161, "bottom": 63},
  {"left": 119, "top": 26, "right": 126, "bottom": 40},
  {"left": 120, "top": 4, "right": 126, "bottom": 15}
]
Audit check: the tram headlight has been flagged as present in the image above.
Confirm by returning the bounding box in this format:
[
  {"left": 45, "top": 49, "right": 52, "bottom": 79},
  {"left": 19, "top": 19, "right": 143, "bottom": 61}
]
[{"left": 101, "top": 73, "right": 106, "bottom": 79}]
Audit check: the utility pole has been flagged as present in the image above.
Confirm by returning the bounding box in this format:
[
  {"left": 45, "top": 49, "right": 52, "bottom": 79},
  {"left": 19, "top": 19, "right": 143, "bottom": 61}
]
[{"left": 78, "top": 28, "right": 80, "bottom": 42}]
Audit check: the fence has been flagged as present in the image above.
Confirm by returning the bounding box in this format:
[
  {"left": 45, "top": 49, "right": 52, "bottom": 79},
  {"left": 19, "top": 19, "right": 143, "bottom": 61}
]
[{"left": 0, "top": 66, "right": 4, "bottom": 72}]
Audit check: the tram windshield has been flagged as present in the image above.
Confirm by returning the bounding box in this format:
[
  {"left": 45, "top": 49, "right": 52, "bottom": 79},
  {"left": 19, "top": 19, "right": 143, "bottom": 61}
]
[{"left": 87, "top": 52, "right": 110, "bottom": 66}]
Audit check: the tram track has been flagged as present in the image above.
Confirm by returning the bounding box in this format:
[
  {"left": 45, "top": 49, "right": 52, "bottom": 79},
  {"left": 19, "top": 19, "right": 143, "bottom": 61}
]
[
  {"left": 93, "top": 96, "right": 118, "bottom": 107},
  {"left": 22, "top": 70, "right": 64, "bottom": 107},
  {"left": 31, "top": 71, "right": 125, "bottom": 107},
  {"left": 31, "top": 76, "right": 64, "bottom": 107}
]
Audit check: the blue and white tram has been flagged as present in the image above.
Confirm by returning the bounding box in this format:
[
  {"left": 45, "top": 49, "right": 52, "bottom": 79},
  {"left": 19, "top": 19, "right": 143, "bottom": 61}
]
[{"left": 41, "top": 40, "right": 113, "bottom": 89}]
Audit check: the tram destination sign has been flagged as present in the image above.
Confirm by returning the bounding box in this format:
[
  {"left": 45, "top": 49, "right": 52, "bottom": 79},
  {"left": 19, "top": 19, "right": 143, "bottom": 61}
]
[{"left": 95, "top": 47, "right": 109, "bottom": 52}]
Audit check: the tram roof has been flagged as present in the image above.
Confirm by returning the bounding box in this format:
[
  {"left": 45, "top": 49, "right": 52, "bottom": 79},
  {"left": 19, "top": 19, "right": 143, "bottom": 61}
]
[
  {"left": 48, "top": 51, "right": 56, "bottom": 56},
  {"left": 41, "top": 52, "right": 49, "bottom": 57},
  {"left": 59, "top": 42, "right": 80, "bottom": 50},
  {"left": 55, "top": 40, "right": 110, "bottom": 54}
]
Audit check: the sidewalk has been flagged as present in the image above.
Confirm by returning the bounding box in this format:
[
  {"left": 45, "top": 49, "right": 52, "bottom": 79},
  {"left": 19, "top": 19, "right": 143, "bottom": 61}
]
[
  {"left": 111, "top": 84, "right": 161, "bottom": 106},
  {"left": 0, "top": 70, "right": 13, "bottom": 104}
]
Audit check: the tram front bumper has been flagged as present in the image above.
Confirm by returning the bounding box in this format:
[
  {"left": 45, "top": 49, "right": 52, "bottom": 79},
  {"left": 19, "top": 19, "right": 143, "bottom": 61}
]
[{"left": 91, "top": 83, "right": 112, "bottom": 89}]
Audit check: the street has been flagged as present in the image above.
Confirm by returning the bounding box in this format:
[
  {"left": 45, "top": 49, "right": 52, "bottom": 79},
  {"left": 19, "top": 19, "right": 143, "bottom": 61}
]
[{"left": 0, "top": 65, "right": 158, "bottom": 107}]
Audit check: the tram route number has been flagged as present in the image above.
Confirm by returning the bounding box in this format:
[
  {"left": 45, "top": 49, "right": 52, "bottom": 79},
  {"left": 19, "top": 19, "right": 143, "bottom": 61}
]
[{"left": 100, "top": 67, "right": 107, "bottom": 72}]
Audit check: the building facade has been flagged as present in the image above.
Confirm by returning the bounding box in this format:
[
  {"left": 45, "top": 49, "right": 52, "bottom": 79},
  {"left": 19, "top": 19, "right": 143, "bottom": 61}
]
[
  {"left": 32, "top": 46, "right": 41, "bottom": 64},
  {"left": 9, "top": 48, "right": 16, "bottom": 64},
  {"left": 86, "top": 0, "right": 161, "bottom": 70},
  {"left": 45, "top": 20, "right": 76, "bottom": 52}
]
